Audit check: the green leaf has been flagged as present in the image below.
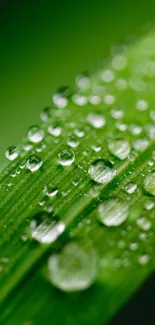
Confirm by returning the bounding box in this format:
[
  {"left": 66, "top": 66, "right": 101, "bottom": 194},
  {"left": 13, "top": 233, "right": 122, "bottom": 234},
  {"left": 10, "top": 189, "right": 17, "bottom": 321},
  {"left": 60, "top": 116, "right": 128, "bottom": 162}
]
[{"left": 1, "top": 30, "right": 155, "bottom": 325}]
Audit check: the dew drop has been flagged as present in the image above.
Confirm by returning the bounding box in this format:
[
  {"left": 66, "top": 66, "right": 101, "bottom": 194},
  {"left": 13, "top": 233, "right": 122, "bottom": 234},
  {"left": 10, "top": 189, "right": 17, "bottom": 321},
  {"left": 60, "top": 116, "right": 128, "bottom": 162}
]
[
  {"left": 5, "top": 146, "right": 19, "bottom": 161},
  {"left": 129, "top": 242, "right": 138, "bottom": 251},
  {"left": 72, "top": 94, "right": 88, "bottom": 106},
  {"left": 100, "top": 70, "right": 115, "bottom": 83},
  {"left": 88, "top": 159, "right": 116, "bottom": 184},
  {"left": 104, "top": 94, "right": 115, "bottom": 105},
  {"left": 136, "top": 100, "right": 148, "bottom": 111},
  {"left": 30, "top": 213, "right": 65, "bottom": 244},
  {"left": 87, "top": 113, "right": 106, "bottom": 129},
  {"left": 137, "top": 217, "right": 152, "bottom": 231},
  {"left": 143, "top": 172, "right": 155, "bottom": 196},
  {"left": 48, "top": 123, "right": 62, "bottom": 137},
  {"left": 144, "top": 200, "right": 155, "bottom": 211},
  {"left": 108, "top": 140, "right": 130, "bottom": 160},
  {"left": 76, "top": 73, "right": 90, "bottom": 90},
  {"left": 98, "top": 198, "right": 129, "bottom": 227},
  {"left": 48, "top": 242, "right": 98, "bottom": 292},
  {"left": 44, "top": 185, "right": 58, "bottom": 197},
  {"left": 53, "top": 86, "right": 71, "bottom": 108},
  {"left": 112, "top": 55, "right": 127, "bottom": 70},
  {"left": 58, "top": 148, "right": 75, "bottom": 166},
  {"left": 133, "top": 138, "right": 149, "bottom": 152},
  {"left": 40, "top": 107, "right": 52, "bottom": 121},
  {"left": 138, "top": 254, "right": 150, "bottom": 265},
  {"left": 28, "top": 126, "right": 44, "bottom": 143},
  {"left": 125, "top": 183, "right": 137, "bottom": 194},
  {"left": 26, "top": 155, "right": 43, "bottom": 172},
  {"left": 66, "top": 136, "right": 79, "bottom": 150}
]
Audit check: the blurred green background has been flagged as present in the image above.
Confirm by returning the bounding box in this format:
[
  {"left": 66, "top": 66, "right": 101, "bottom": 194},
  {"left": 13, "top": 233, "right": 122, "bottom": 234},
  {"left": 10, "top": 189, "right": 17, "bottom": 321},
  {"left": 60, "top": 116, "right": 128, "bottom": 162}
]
[{"left": 0, "top": 0, "right": 155, "bottom": 164}]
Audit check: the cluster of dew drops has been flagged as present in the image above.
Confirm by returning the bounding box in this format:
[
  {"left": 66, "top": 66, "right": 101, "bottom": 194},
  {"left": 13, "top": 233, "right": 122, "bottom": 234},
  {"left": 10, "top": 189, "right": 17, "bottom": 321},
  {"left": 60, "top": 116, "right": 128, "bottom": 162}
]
[{"left": 3, "top": 34, "right": 155, "bottom": 292}]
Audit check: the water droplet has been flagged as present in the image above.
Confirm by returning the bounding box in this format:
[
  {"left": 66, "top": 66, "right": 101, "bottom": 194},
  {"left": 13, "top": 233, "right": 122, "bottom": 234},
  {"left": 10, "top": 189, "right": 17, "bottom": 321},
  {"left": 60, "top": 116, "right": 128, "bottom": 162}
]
[
  {"left": 88, "top": 159, "right": 116, "bottom": 184},
  {"left": 129, "top": 124, "right": 143, "bottom": 135},
  {"left": 53, "top": 86, "right": 71, "bottom": 108},
  {"left": 87, "top": 113, "right": 106, "bottom": 129},
  {"left": 143, "top": 172, "right": 155, "bottom": 196},
  {"left": 100, "top": 70, "right": 115, "bottom": 83},
  {"left": 92, "top": 144, "right": 101, "bottom": 152},
  {"left": 30, "top": 213, "right": 65, "bottom": 244},
  {"left": 146, "top": 124, "right": 155, "bottom": 139},
  {"left": 104, "top": 94, "right": 115, "bottom": 105},
  {"left": 138, "top": 254, "right": 150, "bottom": 265},
  {"left": 58, "top": 148, "right": 75, "bottom": 166},
  {"left": 44, "top": 185, "right": 58, "bottom": 197},
  {"left": 111, "top": 109, "right": 124, "bottom": 119},
  {"left": 89, "top": 95, "right": 101, "bottom": 105},
  {"left": 48, "top": 123, "right": 62, "bottom": 137},
  {"left": 115, "top": 79, "right": 127, "bottom": 90},
  {"left": 26, "top": 155, "right": 43, "bottom": 172},
  {"left": 144, "top": 200, "right": 155, "bottom": 210},
  {"left": 5, "top": 146, "right": 19, "bottom": 161},
  {"left": 48, "top": 242, "right": 98, "bottom": 292},
  {"left": 108, "top": 140, "right": 130, "bottom": 160},
  {"left": 125, "top": 183, "right": 137, "bottom": 194},
  {"left": 136, "top": 100, "right": 148, "bottom": 111},
  {"left": 76, "top": 73, "right": 90, "bottom": 90},
  {"left": 72, "top": 94, "right": 88, "bottom": 106},
  {"left": 133, "top": 138, "right": 149, "bottom": 152},
  {"left": 129, "top": 242, "right": 138, "bottom": 251},
  {"left": 137, "top": 217, "right": 152, "bottom": 231},
  {"left": 74, "top": 128, "right": 85, "bottom": 138},
  {"left": 67, "top": 136, "right": 79, "bottom": 148},
  {"left": 28, "top": 126, "right": 44, "bottom": 143},
  {"left": 24, "top": 143, "right": 33, "bottom": 152},
  {"left": 40, "top": 107, "right": 52, "bottom": 121},
  {"left": 112, "top": 55, "right": 127, "bottom": 70},
  {"left": 98, "top": 198, "right": 129, "bottom": 227}
]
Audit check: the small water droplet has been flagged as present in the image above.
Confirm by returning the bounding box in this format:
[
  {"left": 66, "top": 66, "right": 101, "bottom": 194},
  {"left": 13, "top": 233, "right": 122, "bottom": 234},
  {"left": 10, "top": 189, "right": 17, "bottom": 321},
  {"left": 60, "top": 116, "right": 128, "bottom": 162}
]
[
  {"left": 74, "top": 128, "right": 85, "bottom": 138},
  {"left": 28, "top": 126, "right": 44, "bottom": 143},
  {"left": 53, "top": 86, "right": 71, "bottom": 108},
  {"left": 40, "top": 107, "right": 52, "bottom": 121},
  {"left": 48, "top": 242, "right": 98, "bottom": 292},
  {"left": 100, "top": 70, "right": 115, "bottom": 83},
  {"left": 138, "top": 254, "right": 150, "bottom": 265},
  {"left": 125, "top": 183, "right": 137, "bottom": 194},
  {"left": 76, "top": 73, "right": 90, "bottom": 90},
  {"left": 58, "top": 147, "right": 75, "bottom": 166},
  {"left": 44, "top": 185, "right": 58, "bottom": 197},
  {"left": 129, "top": 242, "right": 138, "bottom": 251},
  {"left": 87, "top": 113, "right": 106, "bottom": 129},
  {"left": 136, "top": 100, "right": 148, "bottom": 111},
  {"left": 133, "top": 138, "right": 149, "bottom": 152},
  {"left": 112, "top": 55, "right": 127, "bottom": 70},
  {"left": 111, "top": 109, "right": 124, "bottom": 119},
  {"left": 72, "top": 94, "right": 88, "bottom": 106},
  {"left": 104, "top": 94, "right": 115, "bottom": 105},
  {"left": 129, "top": 124, "right": 143, "bottom": 135},
  {"left": 67, "top": 136, "right": 79, "bottom": 148},
  {"left": 48, "top": 123, "right": 62, "bottom": 137},
  {"left": 30, "top": 212, "right": 65, "bottom": 244},
  {"left": 5, "top": 146, "right": 19, "bottom": 161},
  {"left": 88, "top": 159, "right": 116, "bottom": 184},
  {"left": 98, "top": 198, "right": 129, "bottom": 227},
  {"left": 26, "top": 155, "right": 43, "bottom": 172},
  {"left": 144, "top": 200, "right": 155, "bottom": 210},
  {"left": 137, "top": 217, "right": 152, "bottom": 231},
  {"left": 92, "top": 144, "right": 101, "bottom": 152},
  {"left": 108, "top": 140, "right": 130, "bottom": 160}
]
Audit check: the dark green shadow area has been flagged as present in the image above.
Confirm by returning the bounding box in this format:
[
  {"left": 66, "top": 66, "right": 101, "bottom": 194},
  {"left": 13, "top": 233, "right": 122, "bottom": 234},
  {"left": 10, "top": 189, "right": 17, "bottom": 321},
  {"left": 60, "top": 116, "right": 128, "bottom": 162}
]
[{"left": 0, "top": 0, "right": 155, "bottom": 164}]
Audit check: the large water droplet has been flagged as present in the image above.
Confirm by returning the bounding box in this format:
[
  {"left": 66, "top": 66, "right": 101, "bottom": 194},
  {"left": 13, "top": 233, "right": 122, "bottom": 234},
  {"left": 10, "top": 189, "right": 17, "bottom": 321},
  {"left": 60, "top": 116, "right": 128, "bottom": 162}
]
[
  {"left": 58, "top": 148, "right": 75, "bottom": 166},
  {"left": 98, "top": 198, "right": 129, "bottom": 227},
  {"left": 88, "top": 159, "right": 116, "bottom": 184},
  {"left": 108, "top": 140, "right": 130, "bottom": 160},
  {"left": 143, "top": 172, "right": 155, "bottom": 196},
  {"left": 5, "top": 146, "right": 19, "bottom": 161},
  {"left": 30, "top": 212, "right": 65, "bottom": 244},
  {"left": 87, "top": 113, "right": 106, "bottom": 129},
  {"left": 28, "top": 126, "right": 44, "bottom": 143},
  {"left": 48, "top": 242, "right": 98, "bottom": 292},
  {"left": 26, "top": 155, "right": 43, "bottom": 172}
]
